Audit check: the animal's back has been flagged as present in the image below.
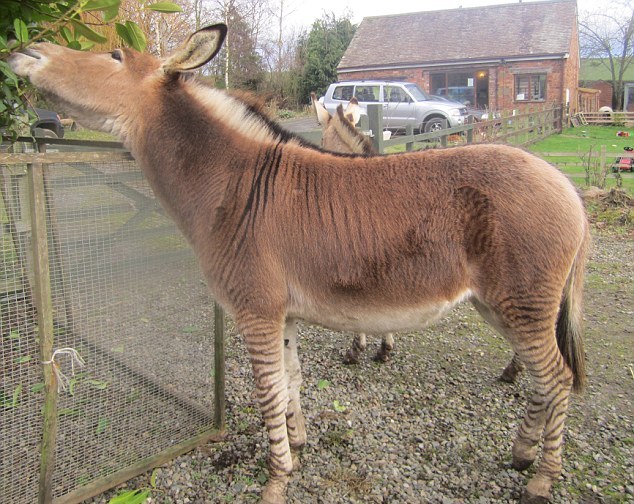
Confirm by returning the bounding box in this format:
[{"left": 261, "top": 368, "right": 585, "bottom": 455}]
[{"left": 272, "top": 143, "right": 585, "bottom": 328}]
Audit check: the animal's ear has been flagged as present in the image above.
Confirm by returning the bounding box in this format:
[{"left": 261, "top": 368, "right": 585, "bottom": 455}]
[
  {"left": 311, "top": 92, "right": 331, "bottom": 127},
  {"left": 343, "top": 97, "right": 361, "bottom": 126},
  {"left": 162, "top": 24, "right": 227, "bottom": 74}
]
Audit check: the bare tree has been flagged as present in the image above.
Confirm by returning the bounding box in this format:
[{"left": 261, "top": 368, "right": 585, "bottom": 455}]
[
  {"left": 115, "top": 0, "right": 196, "bottom": 55},
  {"left": 202, "top": 0, "right": 265, "bottom": 89},
  {"left": 579, "top": 0, "right": 634, "bottom": 110}
]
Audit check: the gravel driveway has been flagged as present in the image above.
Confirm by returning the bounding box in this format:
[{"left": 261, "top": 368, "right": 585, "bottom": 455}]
[{"left": 89, "top": 226, "right": 633, "bottom": 504}]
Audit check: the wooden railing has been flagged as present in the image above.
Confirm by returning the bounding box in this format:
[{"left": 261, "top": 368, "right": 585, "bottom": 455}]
[
  {"left": 536, "top": 147, "right": 634, "bottom": 172},
  {"left": 571, "top": 111, "right": 634, "bottom": 126},
  {"left": 349, "top": 103, "right": 562, "bottom": 154}
]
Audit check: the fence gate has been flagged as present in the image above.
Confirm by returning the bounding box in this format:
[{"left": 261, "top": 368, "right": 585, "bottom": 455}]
[{"left": 0, "top": 139, "right": 226, "bottom": 503}]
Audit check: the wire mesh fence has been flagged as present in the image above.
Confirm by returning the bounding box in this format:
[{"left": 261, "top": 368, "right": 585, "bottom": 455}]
[{"left": 0, "top": 139, "right": 225, "bottom": 504}]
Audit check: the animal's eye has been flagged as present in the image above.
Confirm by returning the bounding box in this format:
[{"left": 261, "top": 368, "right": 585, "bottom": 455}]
[{"left": 111, "top": 50, "right": 122, "bottom": 62}]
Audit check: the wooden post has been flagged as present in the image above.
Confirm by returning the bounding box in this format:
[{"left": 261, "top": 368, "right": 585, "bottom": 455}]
[
  {"left": 466, "top": 117, "right": 474, "bottom": 144},
  {"left": 29, "top": 146, "right": 58, "bottom": 504},
  {"left": 440, "top": 131, "right": 447, "bottom": 147},
  {"left": 213, "top": 302, "right": 225, "bottom": 430},
  {"left": 367, "top": 104, "right": 384, "bottom": 153},
  {"left": 405, "top": 124, "right": 414, "bottom": 151}
]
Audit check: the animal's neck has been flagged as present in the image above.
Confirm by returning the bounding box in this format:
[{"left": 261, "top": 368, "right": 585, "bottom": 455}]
[{"left": 127, "top": 85, "right": 246, "bottom": 242}]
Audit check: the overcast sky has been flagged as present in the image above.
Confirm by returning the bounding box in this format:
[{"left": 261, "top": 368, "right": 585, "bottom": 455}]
[{"left": 284, "top": 0, "right": 608, "bottom": 30}]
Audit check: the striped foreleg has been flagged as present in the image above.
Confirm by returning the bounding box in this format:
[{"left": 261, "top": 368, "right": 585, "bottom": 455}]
[{"left": 242, "top": 317, "right": 293, "bottom": 504}]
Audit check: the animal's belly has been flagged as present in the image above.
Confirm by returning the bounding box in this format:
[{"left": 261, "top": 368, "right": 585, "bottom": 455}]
[{"left": 292, "top": 290, "right": 472, "bottom": 334}]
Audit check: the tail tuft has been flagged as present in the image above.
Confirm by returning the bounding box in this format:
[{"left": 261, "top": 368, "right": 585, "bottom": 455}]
[{"left": 555, "top": 230, "right": 589, "bottom": 394}]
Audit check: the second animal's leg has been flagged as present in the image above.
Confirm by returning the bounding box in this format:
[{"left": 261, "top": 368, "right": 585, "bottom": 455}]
[
  {"left": 373, "top": 332, "right": 395, "bottom": 362},
  {"left": 343, "top": 333, "right": 367, "bottom": 364}
]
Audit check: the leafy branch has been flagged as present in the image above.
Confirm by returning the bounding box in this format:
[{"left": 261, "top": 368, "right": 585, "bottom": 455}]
[{"left": 0, "top": 0, "right": 182, "bottom": 136}]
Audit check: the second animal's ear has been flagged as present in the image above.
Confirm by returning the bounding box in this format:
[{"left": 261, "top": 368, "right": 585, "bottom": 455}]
[
  {"left": 311, "top": 92, "right": 331, "bottom": 127},
  {"left": 162, "top": 24, "right": 227, "bottom": 75},
  {"left": 343, "top": 97, "right": 361, "bottom": 126}
]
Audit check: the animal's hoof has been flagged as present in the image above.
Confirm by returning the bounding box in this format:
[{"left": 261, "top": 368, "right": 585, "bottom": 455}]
[
  {"left": 291, "top": 449, "right": 302, "bottom": 471},
  {"left": 499, "top": 369, "right": 518, "bottom": 383},
  {"left": 261, "top": 479, "right": 287, "bottom": 504},
  {"left": 520, "top": 490, "right": 551, "bottom": 503},
  {"left": 372, "top": 351, "right": 391, "bottom": 363},
  {"left": 342, "top": 352, "right": 359, "bottom": 365},
  {"left": 512, "top": 457, "right": 535, "bottom": 471}
]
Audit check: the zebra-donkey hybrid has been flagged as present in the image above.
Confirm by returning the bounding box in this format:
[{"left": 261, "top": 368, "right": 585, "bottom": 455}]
[{"left": 9, "top": 25, "right": 589, "bottom": 504}]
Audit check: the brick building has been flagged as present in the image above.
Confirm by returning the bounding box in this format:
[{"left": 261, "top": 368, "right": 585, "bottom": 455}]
[{"left": 337, "top": 0, "right": 580, "bottom": 114}]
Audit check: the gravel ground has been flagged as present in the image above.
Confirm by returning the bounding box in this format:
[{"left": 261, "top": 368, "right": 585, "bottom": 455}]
[{"left": 88, "top": 226, "right": 633, "bottom": 504}]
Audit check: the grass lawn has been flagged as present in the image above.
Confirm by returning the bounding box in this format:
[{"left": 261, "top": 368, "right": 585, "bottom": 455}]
[
  {"left": 64, "top": 128, "right": 118, "bottom": 141},
  {"left": 529, "top": 124, "right": 634, "bottom": 153},
  {"left": 528, "top": 125, "right": 634, "bottom": 195}
]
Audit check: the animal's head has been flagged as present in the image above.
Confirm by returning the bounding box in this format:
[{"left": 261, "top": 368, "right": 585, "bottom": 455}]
[
  {"left": 8, "top": 24, "right": 227, "bottom": 136},
  {"left": 311, "top": 93, "right": 374, "bottom": 155}
]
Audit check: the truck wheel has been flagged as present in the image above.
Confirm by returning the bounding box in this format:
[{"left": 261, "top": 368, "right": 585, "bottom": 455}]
[{"left": 424, "top": 117, "right": 446, "bottom": 133}]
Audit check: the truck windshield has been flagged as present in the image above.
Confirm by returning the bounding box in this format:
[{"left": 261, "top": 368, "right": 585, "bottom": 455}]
[{"left": 405, "top": 83, "right": 431, "bottom": 102}]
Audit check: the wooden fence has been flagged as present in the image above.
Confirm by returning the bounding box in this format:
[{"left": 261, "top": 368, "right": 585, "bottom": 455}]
[
  {"left": 536, "top": 146, "right": 633, "bottom": 187},
  {"left": 571, "top": 111, "right": 634, "bottom": 127},
  {"left": 341, "top": 103, "right": 563, "bottom": 154}
]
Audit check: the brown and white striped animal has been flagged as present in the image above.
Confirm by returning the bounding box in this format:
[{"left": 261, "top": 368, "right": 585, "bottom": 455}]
[{"left": 10, "top": 25, "right": 589, "bottom": 504}]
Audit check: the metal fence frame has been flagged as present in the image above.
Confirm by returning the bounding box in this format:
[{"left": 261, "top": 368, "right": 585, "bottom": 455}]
[{"left": 0, "top": 137, "right": 226, "bottom": 504}]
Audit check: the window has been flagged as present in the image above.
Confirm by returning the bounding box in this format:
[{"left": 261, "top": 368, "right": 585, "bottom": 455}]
[
  {"left": 515, "top": 74, "right": 546, "bottom": 101},
  {"left": 430, "top": 71, "right": 486, "bottom": 107},
  {"left": 354, "top": 85, "right": 379, "bottom": 102},
  {"left": 385, "top": 85, "right": 409, "bottom": 103},
  {"left": 333, "top": 85, "right": 354, "bottom": 101}
]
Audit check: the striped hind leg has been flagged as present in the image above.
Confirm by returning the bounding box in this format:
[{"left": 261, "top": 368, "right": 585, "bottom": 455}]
[
  {"left": 473, "top": 298, "right": 574, "bottom": 502},
  {"left": 242, "top": 317, "right": 293, "bottom": 504},
  {"left": 284, "top": 319, "right": 306, "bottom": 466},
  {"left": 512, "top": 331, "right": 574, "bottom": 503}
]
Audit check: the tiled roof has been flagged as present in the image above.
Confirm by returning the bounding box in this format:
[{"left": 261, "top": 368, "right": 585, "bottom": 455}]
[{"left": 339, "top": 0, "right": 577, "bottom": 71}]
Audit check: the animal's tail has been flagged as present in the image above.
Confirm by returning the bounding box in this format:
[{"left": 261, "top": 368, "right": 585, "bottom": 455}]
[{"left": 556, "top": 224, "right": 590, "bottom": 394}]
